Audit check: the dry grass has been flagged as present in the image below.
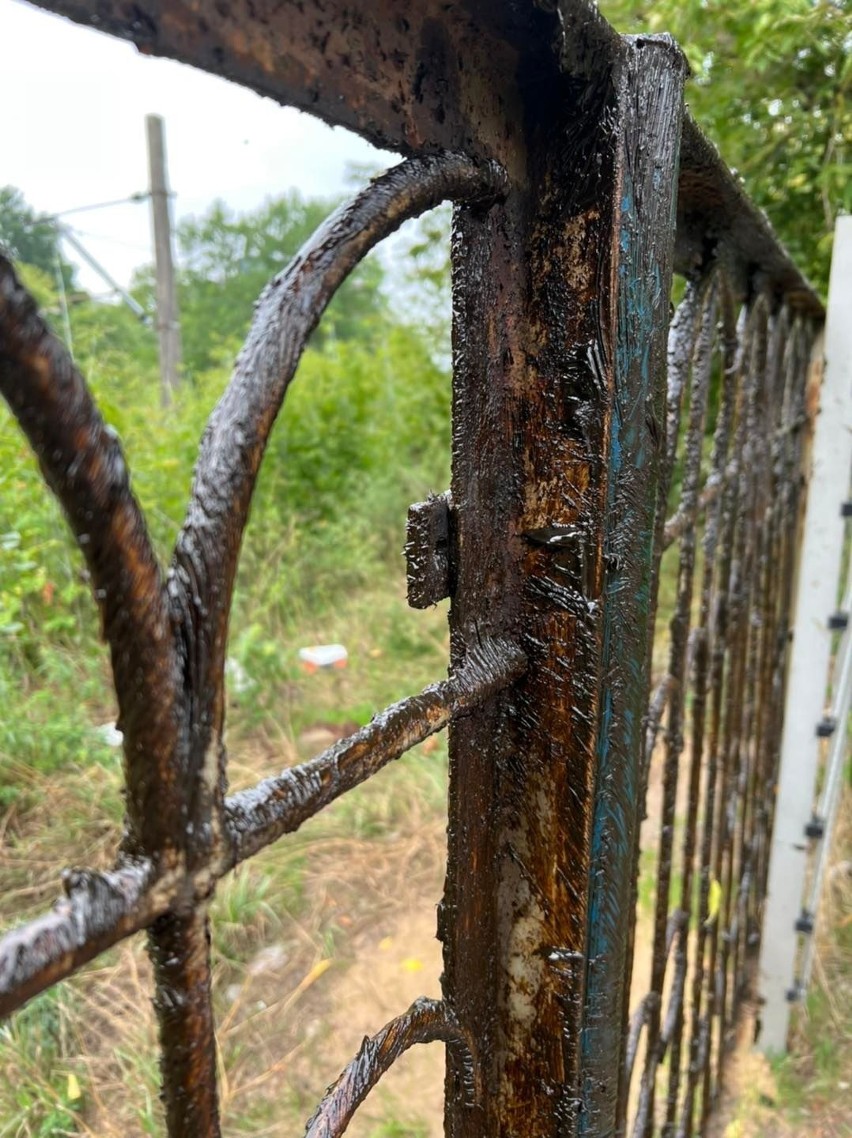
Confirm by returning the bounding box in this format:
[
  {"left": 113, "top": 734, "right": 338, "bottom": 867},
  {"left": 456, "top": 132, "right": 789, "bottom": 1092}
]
[
  {"left": 0, "top": 724, "right": 450, "bottom": 1137},
  {"left": 713, "top": 783, "right": 852, "bottom": 1138}
]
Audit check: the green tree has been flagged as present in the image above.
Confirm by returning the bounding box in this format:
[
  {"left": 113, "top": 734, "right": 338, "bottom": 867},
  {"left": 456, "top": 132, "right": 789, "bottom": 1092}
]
[
  {"left": 171, "top": 192, "right": 387, "bottom": 375},
  {"left": 601, "top": 0, "right": 850, "bottom": 294},
  {"left": 0, "top": 187, "right": 69, "bottom": 280}
]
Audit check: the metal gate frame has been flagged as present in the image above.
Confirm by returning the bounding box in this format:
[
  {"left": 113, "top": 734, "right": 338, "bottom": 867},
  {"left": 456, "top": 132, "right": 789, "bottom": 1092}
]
[{"left": 0, "top": 3, "right": 825, "bottom": 1137}]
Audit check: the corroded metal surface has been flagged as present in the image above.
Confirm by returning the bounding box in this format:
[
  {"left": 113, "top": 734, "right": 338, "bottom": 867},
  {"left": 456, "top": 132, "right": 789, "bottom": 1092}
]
[
  {"left": 304, "top": 998, "right": 478, "bottom": 1138},
  {"left": 620, "top": 282, "right": 818, "bottom": 1138},
  {"left": 405, "top": 492, "right": 453, "bottom": 608},
  {"left": 0, "top": 153, "right": 514, "bottom": 1135},
  {"left": 1, "top": 2, "right": 826, "bottom": 1136},
  {"left": 27, "top": 0, "right": 822, "bottom": 315}
]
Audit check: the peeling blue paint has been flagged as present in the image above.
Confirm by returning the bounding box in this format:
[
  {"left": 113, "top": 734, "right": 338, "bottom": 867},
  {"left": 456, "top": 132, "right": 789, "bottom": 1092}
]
[{"left": 579, "top": 51, "right": 684, "bottom": 1131}]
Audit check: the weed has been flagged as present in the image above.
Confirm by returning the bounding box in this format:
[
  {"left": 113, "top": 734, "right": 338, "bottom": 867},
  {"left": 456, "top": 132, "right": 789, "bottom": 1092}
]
[{"left": 0, "top": 987, "right": 85, "bottom": 1137}]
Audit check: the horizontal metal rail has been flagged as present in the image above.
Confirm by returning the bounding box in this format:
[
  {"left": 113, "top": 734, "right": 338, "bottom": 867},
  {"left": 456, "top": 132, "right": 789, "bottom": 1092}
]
[
  {"left": 27, "top": 1, "right": 824, "bottom": 322},
  {"left": 0, "top": 637, "right": 524, "bottom": 1019}
]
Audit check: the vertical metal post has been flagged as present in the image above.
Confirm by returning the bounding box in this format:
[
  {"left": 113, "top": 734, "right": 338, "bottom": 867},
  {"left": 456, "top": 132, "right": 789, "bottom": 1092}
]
[
  {"left": 146, "top": 113, "right": 182, "bottom": 405},
  {"left": 758, "top": 214, "right": 852, "bottom": 1052},
  {"left": 582, "top": 37, "right": 687, "bottom": 1138},
  {"left": 441, "top": 34, "right": 685, "bottom": 1138}
]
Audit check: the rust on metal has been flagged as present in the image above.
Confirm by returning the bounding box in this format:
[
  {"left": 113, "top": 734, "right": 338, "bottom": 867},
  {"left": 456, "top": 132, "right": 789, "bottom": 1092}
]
[
  {"left": 405, "top": 491, "right": 453, "bottom": 608},
  {"left": 304, "top": 998, "right": 479, "bottom": 1138},
  {"left": 225, "top": 636, "right": 527, "bottom": 866},
  {"left": 0, "top": 1, "right": 826, "bottom": 1136}
]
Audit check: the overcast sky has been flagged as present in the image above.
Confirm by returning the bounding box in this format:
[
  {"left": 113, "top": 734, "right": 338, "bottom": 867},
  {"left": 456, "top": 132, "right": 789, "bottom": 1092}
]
[{"left": 1, "top": 0, "right": 389, "bottom": 293}]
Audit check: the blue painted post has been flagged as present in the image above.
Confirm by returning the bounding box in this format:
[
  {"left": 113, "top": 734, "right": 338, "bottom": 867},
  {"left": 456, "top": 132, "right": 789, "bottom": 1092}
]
[
  {"left": 442, "top": 30, "right": 686, "bottom": 1138},
  {"left": 580, "top": 36, "right": 687, "bottom": 1138}
]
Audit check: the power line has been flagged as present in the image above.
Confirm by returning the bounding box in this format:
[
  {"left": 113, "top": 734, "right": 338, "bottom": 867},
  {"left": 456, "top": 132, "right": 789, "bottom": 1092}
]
[
  {"left": 68, "top": 226, "right": 152, "bottom": 254},
  {"left": 44, "top": 192, "right": 150, "bottom": 222}
]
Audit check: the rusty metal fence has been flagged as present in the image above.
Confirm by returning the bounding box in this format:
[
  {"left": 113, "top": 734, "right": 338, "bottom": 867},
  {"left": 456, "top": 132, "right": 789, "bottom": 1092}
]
[{"left": 0, "top": 2, "right": 826, "bottom": 1137}]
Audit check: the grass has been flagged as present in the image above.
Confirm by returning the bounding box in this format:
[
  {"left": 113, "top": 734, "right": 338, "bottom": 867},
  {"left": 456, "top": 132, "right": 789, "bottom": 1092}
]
[{"left": 0, "top": 557, "right": 453, "bottom": 1137}]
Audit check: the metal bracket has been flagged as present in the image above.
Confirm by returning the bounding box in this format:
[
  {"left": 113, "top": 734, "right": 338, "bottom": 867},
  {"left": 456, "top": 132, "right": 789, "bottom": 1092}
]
[
  {"left": 842, "top": 501, "right": 852, "bottom": 518},
  {"left": 804, "top": 815, "right": 825, "bottom": 840},
  {"left": 794, "top": 911, "right": 814, "bottom": 935},
  {"left": 816, "top": 717, "right": 837, "bottom": 738},
  {"left": 828, "top": 611, "right": 849, "bottom": 631},
  {"left": 405, "top": 491, "right": 453, "bottom": 609},
  {"left": 785, "top": 981, "right": 804, "bottom": 1003}
]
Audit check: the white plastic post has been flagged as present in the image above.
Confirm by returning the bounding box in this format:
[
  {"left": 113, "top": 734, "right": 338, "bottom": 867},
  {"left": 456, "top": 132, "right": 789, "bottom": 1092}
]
[{"left": 758, "top": 215, "right": 852, "bottom": 1053}]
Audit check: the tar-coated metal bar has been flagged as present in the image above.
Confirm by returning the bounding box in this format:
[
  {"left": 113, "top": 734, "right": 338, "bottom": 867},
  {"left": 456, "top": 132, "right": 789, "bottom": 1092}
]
[
  {"left": 706, "top": 299, "right": 771, "bottom": 1125},
  {"left": 581, "top": 37, "right": 687, "bottom": 1138},
  {"left": 0, "top": 861, "right": 158, "bottom": 1019},
  {"left": 304, "top": 998, "right": 479, "bottom": 1138},
  {"left": 633, "top": 277, "right": 717, "bottom": 1138},
  {"left": 0, "top": 255, "right": 182, "bottom": 861},
  {"left": 441, "top": 26, "right": 693, "bottom": 1138},
  {"left": 676, "top": 280, "right": 742, "bottom": 1138},
  {"left": 664, "top": 281, "right": 739, "bottom": 1138},
  {"left": 0, "top": 3, "right": 827, "bottom": 1136},
  {"left": 150, "top": 908, "right": 220, "bottom": 1136},
  {"left": 619, "top": 258, "right": 818, "bottom": 1138},
  {"left": 170, "top": 153, "right": 508, "bottom": 875},
  {"left": 0, "top": 641, "right": 523, "bottom": 1019},
  {"left": 225, "top": 637, "right": 526, "bottom": 866}
]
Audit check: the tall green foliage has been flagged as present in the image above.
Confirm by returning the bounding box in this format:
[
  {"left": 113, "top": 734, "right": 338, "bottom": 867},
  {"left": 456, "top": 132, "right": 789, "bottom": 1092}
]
[
  {"left": 602, "top": 0, "right": 850, "bottom": 294},
  {"left": 168, "top": 193, "right": 387, "bottom": 375}
]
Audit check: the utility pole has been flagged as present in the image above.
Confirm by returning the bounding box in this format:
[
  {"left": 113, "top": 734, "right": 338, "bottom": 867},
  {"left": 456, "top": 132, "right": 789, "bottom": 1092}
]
[{"left": 146, "top": 114, "right": 182, "bottom": 406}]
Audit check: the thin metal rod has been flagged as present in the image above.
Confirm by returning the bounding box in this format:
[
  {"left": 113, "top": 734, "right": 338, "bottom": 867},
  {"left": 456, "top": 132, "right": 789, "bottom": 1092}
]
[
  {"left": 303, "top": 998, "right": 479, "bottom": 1138},
  {"left": 224, "top": 638, "right": 526, "bottom": 867},
  {"left": 0, "top": 862, "right": 158, "bottom": 1018},
  {"left": 60, "top": 227, "right": 149, "bottom": 320},
  {"left": 0, "top": 640, "right": 524, "bottom": 1018}
]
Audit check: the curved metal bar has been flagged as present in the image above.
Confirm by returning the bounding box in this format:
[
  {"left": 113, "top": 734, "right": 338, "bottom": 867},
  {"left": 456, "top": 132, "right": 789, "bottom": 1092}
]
[
  {"left": 0, "top": 860, "right": 160, "bottom": 1018},
  {"left": 303, "top": 997, "right": 479, "bottom": 1138},
  {"left": 225, "top": 637, "right": 526, "bottom": 867},
  {"left": 623, "top": 992, "right": 659, "bottom": 1090},
  {"left": 168, "top": 155, "right": 508, "bottom": 808},
  {"left": 0, "top": 257, "right": 182, "bottom": 857}
]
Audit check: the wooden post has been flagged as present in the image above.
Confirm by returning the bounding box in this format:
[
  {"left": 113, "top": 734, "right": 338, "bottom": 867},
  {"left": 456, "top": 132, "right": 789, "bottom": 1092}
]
[
  {"left": 146, "top": 113, "right": 182, "bottom": 405},
  {"left": 758, "top": 215, "right": 852, "bottom": 1052}
]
